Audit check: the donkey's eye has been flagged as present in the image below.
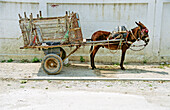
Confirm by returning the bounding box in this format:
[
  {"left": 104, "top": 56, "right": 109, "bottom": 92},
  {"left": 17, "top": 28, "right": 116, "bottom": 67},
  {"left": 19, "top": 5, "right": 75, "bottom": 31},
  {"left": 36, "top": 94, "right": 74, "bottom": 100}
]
[{"left": 145, "top": 29, "right": 148, "bottom": 33}]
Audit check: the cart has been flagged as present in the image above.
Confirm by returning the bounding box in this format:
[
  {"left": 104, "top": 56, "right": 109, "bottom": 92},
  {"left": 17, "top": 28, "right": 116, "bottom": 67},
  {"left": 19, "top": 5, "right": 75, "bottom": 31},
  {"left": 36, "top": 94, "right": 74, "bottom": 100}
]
[{"left": 18, "top": 11, "right": 124, "bottom": 75}]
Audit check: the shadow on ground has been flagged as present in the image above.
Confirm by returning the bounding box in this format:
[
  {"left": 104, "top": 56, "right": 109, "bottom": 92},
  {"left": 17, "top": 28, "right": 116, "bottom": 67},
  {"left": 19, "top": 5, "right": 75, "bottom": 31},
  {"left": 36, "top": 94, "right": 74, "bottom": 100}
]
[
  {"left": 35, "top": 65, "right": 98, "bottom": 77},
  {"left": 97, "top": 68, "right": 169, "bottom": 75},
  {"left": 33, "top": 64, "right": 169, "bottom": 78}
]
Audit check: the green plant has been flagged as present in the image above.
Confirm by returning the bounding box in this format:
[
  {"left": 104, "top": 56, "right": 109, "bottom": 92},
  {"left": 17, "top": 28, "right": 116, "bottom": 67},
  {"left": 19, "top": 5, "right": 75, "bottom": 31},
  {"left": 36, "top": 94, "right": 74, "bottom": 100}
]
[
  {"left": 7, "top": 59, "right": 13, "bottom": 62},
  {"left": 7, "top": 84, "right": 11, "bottom": 86},
  {"left": 47, "top": 80, "right": 52, "bottom": 83},
  {"left": 86, "top": 84, "right": 89, "bottom": 87},
  {"left": 80, "top": 56, "right": 85, "bottom": 62},
  {"left": 160, "top": 63, "right": 170, "bottom": 68},
  {"left": 166, "top": 64, "right": 170, "bottom": 68},
  {"left": 1, "top": 60, "right": 6, "bottom": 63},
  {"left": 20, "top": 59, "right": 30, "bottom": 63},
  {"left": 20, "top": 86, "right": 25, "bottom": 88},
  {"left": 64, "top": 63, "right": 71, "bottom": 67},
  {"left": 20, "top": 80, "right": 27, "bottom": 84},
  {"left": 107, "top": 85, "right": 112, "bottom": 87},
  {"left": 113, "top": 63, "right": 119, "bottom": 66},
  {"left": 66, "top": 86, "right": 71, "bottom": 88},
  {"left": 158, "top": 65, "right": 164, "bottom": 69},
  {"left": 148, "top": 84, "right": 152, "bottom": 87},
  {"left": 32, "top": 57, "right": 40, "bottom": 63},
  {"left": 143, "top": 59, "right": 147, "bottom": 64}
]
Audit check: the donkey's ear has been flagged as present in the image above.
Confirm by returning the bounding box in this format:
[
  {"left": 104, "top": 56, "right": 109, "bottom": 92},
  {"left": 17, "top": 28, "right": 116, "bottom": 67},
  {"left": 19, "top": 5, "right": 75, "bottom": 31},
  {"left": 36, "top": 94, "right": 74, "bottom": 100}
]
[{"left": 135, "top": 21, "right": 139, "bottom": 26}]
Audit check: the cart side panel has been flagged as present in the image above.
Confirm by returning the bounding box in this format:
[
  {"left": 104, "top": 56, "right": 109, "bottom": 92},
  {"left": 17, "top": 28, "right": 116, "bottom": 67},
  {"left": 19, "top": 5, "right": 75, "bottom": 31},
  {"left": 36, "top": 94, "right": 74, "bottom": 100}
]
[
  {"left": 18, "top": 12, "right": 83, "bottom": 47},
  {"left": 69, "top": 13, "right": 83, "bottom": 43},
  {"left": 34, "top": 18, "right": 66, "bottom": 43}
]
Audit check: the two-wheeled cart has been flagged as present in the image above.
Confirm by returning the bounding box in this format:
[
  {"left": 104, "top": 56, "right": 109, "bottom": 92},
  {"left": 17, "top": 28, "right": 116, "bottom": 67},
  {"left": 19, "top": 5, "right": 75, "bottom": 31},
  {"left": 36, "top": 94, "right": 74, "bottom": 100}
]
[{"left": 18, "top": 11, "right": 124, "bottom": 75}]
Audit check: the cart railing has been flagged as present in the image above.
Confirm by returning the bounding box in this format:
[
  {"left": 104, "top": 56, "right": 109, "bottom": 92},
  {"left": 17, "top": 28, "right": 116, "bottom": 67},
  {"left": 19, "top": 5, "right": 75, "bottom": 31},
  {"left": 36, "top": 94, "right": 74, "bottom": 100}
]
[{"left": 18, "top": 11, "right": 83, "bottom": 47}]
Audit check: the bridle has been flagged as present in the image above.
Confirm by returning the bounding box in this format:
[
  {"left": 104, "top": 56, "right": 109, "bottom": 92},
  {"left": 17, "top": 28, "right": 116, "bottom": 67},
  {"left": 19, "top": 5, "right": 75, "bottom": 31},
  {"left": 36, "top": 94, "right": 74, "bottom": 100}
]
[{"left": 126, "top": 26, "right": 149, "bottom": 51}]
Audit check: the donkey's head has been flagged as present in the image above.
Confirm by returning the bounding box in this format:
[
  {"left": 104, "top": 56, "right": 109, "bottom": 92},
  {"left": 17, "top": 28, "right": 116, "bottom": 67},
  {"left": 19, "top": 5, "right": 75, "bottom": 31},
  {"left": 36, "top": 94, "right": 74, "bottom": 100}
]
[{"left": 135, "top": 21, "right": 150, "bottom": 45}]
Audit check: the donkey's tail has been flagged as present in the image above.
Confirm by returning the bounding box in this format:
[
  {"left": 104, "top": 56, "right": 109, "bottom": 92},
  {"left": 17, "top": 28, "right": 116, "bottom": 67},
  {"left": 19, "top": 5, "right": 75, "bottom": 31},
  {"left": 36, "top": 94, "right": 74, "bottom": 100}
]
[{"left": 89, "top": 45, "right": 93, "bottom": 53}]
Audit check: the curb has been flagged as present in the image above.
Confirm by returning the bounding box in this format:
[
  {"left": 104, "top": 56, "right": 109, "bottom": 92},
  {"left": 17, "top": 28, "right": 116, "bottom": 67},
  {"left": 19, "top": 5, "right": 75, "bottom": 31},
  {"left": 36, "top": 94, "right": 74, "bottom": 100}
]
[{"left": 19, "top": 77, "right": 170, "bottom": 81}]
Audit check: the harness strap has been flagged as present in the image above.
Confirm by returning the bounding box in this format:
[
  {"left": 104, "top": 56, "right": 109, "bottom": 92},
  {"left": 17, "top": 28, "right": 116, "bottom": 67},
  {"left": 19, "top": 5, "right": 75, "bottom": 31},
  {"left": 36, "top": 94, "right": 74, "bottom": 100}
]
[
  {"left": 130, "top": 30, "right": 137, "bottom": 40},
  {"left": 107, "top": 33, "right": 113, "bottom": 40},
  {"left": 125, "top": 31, "right": 133, "bottom": 44},
  {"left": 125, "top": 31, "right": 129, "bottom": 39}
]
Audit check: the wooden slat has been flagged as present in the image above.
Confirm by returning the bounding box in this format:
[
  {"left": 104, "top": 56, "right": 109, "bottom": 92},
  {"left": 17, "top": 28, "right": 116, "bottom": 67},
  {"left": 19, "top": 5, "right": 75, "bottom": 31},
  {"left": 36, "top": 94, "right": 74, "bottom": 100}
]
[
  {"left": 42, "top": 30, "right": 57, "bottom": 34},
  {"left": 35, "top": 22, "right": 65, "bottom": 25},
  {"left": 37, "top": 24, "right": 66, "bottom": 29},
  {"left": 70, "top": 27, "right": 81, "bottom": 31},
  {"left": 43, "top": 37, "right": 64, "bottom": 40},
  {"left": 43, "top": 33, "right": 65, "bottom": 38},
  {"left": 19, "top": 16, "right": 71, "bottom": 22},
  {"left": 40, "top": 26, "right": 58, "bottom": 29},
  {"left": 33, "top": 18, "right": 65, "bottom": 24}
]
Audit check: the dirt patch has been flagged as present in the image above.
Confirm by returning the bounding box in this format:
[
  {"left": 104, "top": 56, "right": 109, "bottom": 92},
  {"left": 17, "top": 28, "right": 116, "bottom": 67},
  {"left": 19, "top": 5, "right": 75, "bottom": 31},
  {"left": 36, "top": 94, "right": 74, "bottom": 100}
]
[
  {"left": 0, "top": 62, "right": 170, "bottom": 109},
  {"left": 0, "top": 62, "right": 170, "bottom": 79}
]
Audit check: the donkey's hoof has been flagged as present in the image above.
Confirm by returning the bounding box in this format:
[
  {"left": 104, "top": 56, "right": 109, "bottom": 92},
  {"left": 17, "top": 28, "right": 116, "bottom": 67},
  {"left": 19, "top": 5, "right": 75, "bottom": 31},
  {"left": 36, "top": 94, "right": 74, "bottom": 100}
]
[
  {"left": 121, "top": 67, "right": 126, "bottom": 70},
  {"left": 92, "top": 66, "right": 96, "bottom": 70}
]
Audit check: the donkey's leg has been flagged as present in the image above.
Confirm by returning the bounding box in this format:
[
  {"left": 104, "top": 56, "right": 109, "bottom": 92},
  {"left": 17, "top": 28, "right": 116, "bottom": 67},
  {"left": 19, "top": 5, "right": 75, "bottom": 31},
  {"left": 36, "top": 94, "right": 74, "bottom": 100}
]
[
  {"left": 90, "top": 45, "right": 101, "bottom": 69},
  {"left": 120, "top": 46, "right": 127, "bottom": 70}
]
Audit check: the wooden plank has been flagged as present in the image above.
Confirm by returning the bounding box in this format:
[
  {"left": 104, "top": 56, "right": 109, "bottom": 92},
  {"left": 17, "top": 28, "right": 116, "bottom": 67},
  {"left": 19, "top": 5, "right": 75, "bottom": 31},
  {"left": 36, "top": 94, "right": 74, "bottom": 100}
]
[
  {"left": 42, "top": 33, "right": 64, "bottom": 39},
  {"left": 39, "top": 11, "right": 42, "bottom": 18},
  {"left": 24, "top": 12, "right": 28, "bottom": 20},
  {"left": 40, "top": 26, "right": 58, "bottom": 29},
  {"left": 85, "top": 39, "right": 124, "bottom": 44},
  {"left": 20, "top": 39, "right": 124, "bottom": 50},
  {"left": 70, "top": 27, "right": 81, "bottom": 31},
  {"left": 35, "top": 22, "right": 65, "bottom": 25},
  {"left": 43, "top": 37, "right": 64, "bottom": 40},
  {"left": 18, "top": 14, "right": 22, "bottom": 20},
  {"left": 70, "top": 13, "right": 83, "bottom": 43},
  {"left": 63, "top": 45, "right": 81, "bottom": 61},
  {"left": 34, "top": 18, "right": 65, "bottom": 23},
  {"left": 33, "top": 24, "right": 41, "bottom": 45},
  {"left": 42, "top": 30, "right": 58, "bottom": 34},
  {"left": 37, "top": 14, "right": 40, "bottom": 19},
  {"left": 38, "top": 24, "right": 66, "bottom": 29},
  {"left": 19, "top": 16, "right": 71, "bottom": 22}
]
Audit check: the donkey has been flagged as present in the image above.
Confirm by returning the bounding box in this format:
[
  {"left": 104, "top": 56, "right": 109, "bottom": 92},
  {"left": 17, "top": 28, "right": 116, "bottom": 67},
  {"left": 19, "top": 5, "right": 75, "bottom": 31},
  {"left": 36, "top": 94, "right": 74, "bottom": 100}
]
[{"left": 90, "top": 21, "right": 149, "bottom": 70}]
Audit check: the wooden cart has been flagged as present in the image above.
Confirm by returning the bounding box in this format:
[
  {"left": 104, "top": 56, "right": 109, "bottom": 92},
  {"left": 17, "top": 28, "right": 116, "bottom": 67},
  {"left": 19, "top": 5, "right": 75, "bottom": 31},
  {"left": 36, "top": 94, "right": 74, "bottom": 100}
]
[{"left": 18, "top": 11, "right": 124, "bottom": 75}]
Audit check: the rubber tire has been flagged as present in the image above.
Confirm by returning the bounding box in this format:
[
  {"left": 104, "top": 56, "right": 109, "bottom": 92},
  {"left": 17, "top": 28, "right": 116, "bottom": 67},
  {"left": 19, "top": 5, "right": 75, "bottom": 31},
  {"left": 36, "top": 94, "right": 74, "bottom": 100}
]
[{"left": 41, "top": 54, "right": 63, "bottom": 75}]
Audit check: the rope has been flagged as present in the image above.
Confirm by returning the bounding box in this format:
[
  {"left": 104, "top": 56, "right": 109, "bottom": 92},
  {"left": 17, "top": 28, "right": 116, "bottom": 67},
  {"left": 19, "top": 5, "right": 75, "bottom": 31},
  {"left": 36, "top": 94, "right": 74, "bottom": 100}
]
[
  {"left": 130, "top": 30, "right": 137, "bottom": 41},
  {"left": 125, "top": 29, "right": 147, "bottom": 51},
  {"left": 129, "top": 45, "right": 146, "bottom": 51},
  {"left": 129, "top": 40, "right": 147, "bottom": 51},
  {"left": 107, "top": 34, "right": 123, "bottom": 54}
]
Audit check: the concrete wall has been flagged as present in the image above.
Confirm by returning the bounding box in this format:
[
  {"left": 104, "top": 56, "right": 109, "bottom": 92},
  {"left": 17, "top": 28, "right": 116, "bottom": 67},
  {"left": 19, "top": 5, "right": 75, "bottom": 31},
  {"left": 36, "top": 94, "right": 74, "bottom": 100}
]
[{"left": 0, "top": 0, "right": 170, "bottom": 63}]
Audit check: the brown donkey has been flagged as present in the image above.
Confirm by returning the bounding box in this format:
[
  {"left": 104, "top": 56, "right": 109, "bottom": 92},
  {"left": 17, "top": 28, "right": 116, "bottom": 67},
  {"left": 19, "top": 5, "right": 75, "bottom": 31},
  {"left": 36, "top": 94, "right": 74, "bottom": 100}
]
[{"left": 90, "top": 21, "right": 150, "bottom": 70}]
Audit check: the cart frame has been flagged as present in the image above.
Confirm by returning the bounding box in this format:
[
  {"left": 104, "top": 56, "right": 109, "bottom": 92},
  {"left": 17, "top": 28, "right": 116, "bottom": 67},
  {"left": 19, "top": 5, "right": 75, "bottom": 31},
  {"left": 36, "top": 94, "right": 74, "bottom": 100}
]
[{"left": 18, "top": 11, "right": 124, "bottom": 75}]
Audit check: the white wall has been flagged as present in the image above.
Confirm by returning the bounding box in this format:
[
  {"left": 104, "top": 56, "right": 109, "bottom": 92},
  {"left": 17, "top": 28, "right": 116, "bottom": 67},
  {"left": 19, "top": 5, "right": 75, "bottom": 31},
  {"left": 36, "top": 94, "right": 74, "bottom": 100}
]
[{"left": 0, "top": 0, "right": 170, "bottom": 63}]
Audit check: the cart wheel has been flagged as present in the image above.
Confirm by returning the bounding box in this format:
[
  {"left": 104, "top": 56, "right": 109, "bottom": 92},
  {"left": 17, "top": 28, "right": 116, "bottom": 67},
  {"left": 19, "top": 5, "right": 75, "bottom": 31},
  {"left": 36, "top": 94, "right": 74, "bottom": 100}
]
[{"left": 41, "top": 54, "right": 63, "bottom": 75}]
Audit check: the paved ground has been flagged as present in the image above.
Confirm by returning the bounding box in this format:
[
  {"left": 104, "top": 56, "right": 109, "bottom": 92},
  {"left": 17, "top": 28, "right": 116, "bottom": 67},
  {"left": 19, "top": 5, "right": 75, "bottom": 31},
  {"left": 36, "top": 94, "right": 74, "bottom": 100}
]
[
  {"left": 0, "top": 62, "right": 170, "bottom": 110},
  {"left": 0, "top": 89, "right": 169, "bottom": 110}
]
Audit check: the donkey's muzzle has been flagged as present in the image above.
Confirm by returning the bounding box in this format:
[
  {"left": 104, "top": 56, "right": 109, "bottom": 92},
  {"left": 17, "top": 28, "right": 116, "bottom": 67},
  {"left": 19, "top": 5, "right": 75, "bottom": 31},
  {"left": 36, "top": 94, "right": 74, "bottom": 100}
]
[{"left": 144, "top": 37, "right": 149, "bottom": 45}]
